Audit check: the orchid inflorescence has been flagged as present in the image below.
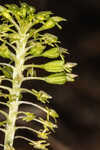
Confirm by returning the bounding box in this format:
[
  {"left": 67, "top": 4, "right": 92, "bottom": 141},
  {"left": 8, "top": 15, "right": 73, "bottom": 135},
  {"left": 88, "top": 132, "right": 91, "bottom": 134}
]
[{"left": 0, "top": 2, "right": 77, "bottom": 150}]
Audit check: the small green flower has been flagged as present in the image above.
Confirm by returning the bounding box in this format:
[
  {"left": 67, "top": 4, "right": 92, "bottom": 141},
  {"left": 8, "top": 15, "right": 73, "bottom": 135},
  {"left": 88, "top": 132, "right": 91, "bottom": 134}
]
[
  {"left": 32, "top": 89, "right": 52, "bottom": 103},
  {"left": 23, "top": 112, "right": 36, "bottom": 122},
  {"left": 6, "top": 4, "right": 19, "bottom": 12},
  {"left": 40, "top": 33, "right": 59, "bottom": 46},
  {"left": 0, "top": 120, "right": 6, "bottom": 127},
  {"left": 37, "top": 129, "right": 50, "bottom": 139},
  {"left": 20, "top": 3, "right": 28, "bottom": 18},
  {"left": 46, "top": 107, "right": 59, "bottom": 122},
  {"left": 0, "top": 66, "right": 13, "bottom": 79},
  {"left": 2, "top": 11, "right": 12, "bottom": 21},
  {"left": 0, "top": 24, "right": 13, "bottom": 33},
  {"left": 39, "top": 117, "right": 57, "bottom": 131},
  {"left": 27, "top": 68, "right": 36, "bottom": 77},
  {"left": 30, "top": 42, "right": 45, "bottom": 56},
  {"left": 29, "top": 140, "right": 50, "bottom": 150},
  {"left": 40, "top": 16, "right": 66, "bottom": 30},
  {"left": 0, "top": 5, "right": 6, "bottom": 12},
  {"left": 36, "top": 11, "right": 52, "bottom": 22},
  {"left": 0, "top": 44, "right": 14, "bottom": 60}
]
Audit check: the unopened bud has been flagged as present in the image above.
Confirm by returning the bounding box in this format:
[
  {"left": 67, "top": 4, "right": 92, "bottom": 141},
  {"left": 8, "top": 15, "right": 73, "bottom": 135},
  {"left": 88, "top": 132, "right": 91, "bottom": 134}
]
[
  {"left": 40, "top": 33, "right": 58, "bottom": 45},
  {"left": 36, "top": 11, "right": 52, "bottom": 22},
  {"left": 41, "top": 47, "right": 60, "bottom": 58},
  {"left": 41, "top": 60, "right": 64, "bottom": 72},
  {"left": 40, "top": 16, "right": 66, "bottom": 30},
  {"left": 0, "top": 44, "right": 12, "bottom": 59},
  {"left": 30, "top": 42, "right": 45, "bottom": 56},
  {"left": 44, "top": 72, "right": 67, "bottom": 84}
]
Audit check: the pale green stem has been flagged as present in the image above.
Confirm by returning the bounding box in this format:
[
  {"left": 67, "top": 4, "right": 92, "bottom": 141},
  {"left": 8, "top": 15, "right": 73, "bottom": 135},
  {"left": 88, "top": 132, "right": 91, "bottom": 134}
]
[
  {"left": 20, "top": 87, "right": 36, "bottom": 95},
  {"left": 0, "top": 63, "right": 15, "bottom": 70},
  {"left": 6, "top": 41, "right": 17, "bottom": 52},
  {"left": 1, "top": 77, "right": 13, "bottom": 83},
  {"left": 25, "top": 55, "right": 36, "bottom": 62},
  {"left": 0, "top": 102, "right": 9, "bottom": 107},
  {"left": 19, "top": 101, "right": 48, "bottom": 113},
  {"left": 22, "top": 76, "right": 45, "bottom": 83},
  {"left": 16, "top": 126, "right": 39, "bottom": 135},
  {"left": 0, "top": 110, "right": 8, "bottom": 118},
  {"left": 0, "top": 128, "right": 5, "bottom": 133},
  {"left": 0, "top": 144, "right": 4, "bottom": 148},
  {"left": 15, "top": 136, "right": 33, "bottom": 143},
  {"left": 11, "top": 20, "right": 20, "bottom": 32},
  {"left": 4, "top": 32, "right": 27, "bottom": 150},
  {"left": 0, "top": 85, "right": 11, "bottom": 92},
  {"left": 4, "top": 101, "right": 19, "bottom": 149},
  {"left": 24, "top": 64, "right": 43, "bottom": 70},
  {"left": 25, "top": 45, "right": 33, "bottom": 52}
]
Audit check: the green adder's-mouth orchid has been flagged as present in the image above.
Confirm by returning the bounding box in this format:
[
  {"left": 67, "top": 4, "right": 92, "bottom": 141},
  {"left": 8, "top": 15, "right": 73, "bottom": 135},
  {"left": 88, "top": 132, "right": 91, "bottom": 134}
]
[{"left": 0, "top": 2, "right": 77, "bottom": 150}]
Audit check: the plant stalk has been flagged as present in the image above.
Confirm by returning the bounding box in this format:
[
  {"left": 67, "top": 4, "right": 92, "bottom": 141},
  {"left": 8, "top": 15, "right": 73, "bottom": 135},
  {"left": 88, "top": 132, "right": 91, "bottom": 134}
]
[{"left": 4, "top": 34, "right": 27, "bottom": 150}]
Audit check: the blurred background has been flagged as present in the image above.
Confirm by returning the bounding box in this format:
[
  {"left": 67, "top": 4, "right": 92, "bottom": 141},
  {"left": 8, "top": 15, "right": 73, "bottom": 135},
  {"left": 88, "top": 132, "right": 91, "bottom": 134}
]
[{"left": 1, "top": 0, "right": 100, "bottom": 150}]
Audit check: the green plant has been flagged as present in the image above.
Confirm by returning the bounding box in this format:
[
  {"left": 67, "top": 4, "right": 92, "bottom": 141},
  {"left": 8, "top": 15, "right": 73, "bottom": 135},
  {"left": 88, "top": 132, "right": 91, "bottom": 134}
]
[{"left": 0, "top": 2, "right": 77, "bottom": 150}]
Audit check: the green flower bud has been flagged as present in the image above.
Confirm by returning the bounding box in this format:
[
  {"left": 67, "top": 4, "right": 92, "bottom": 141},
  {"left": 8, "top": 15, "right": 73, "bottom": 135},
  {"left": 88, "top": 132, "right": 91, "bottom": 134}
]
[
  {"left": 0, "top": 44, "right": 12, "bottom": 59},
  {"left": 0, "top": 120, "right": 6, "bottom": 127},
  {"left": 37, "top": 132, "right": 49, "bottom": 140},
  {"left": 1, "top": 66, "right": 13, "bottom": 79},
  {"left": 2, "top": 11, "right": 12, "bottom": 20},
  {"left": 6, "top": 4, "right": 19, "bottom": 14},
  {"left": 0, "top": 24, "right": 12, "bottom": 33},
  {"left": 46, "top": 107, "right": 59, "bottom": 121},
  {"left": 0, "top": 5, "right": 6, "bottom": 12},
  {"left": 40, "top": 19, "right": 55, "bottom": 30},
  {"left": 9, "top": 33, "right": 20, "bottom": 41},
  {"left": 23, "top": 112, "right": 36, "bottom": 122},
  {"left": 40, "top": 16, "right": 66, "bottom": 30},
  {"left": 30, "top": 42, "right": 45, "bottom": 56},
  {"left": 40, "top": 33, "right": 58, "bottom": 46},
  {"left": 21, "top": 3, "right": 36, "bottom": 15},
  {"left": 36, "top": 11, "right": 52, "bottom": 22},
  {"left": 44, "top": 72, "right": 67, "bottom": 84},
  {"left": 44, "top": 72, "right": 77, "bottom": 84},
  {"left": 29, "top": 140, "right": 50, "bottom": 150},
  {"left": 41, "top": 60, "right": 64, "bottom": 72},
  {"left": 37, "top": 129, "right": 50, "bottom": 139},
  {"left": 20, "top": 3, "right": 27, "bottom": 18},
  {"left": 41, "top": 47, "right": 60, "bottom": 58},
  {"left": 28, "top": 6, "right": 36, "bottom": 14},
  {"left": 39, "top": 117, "right": 57, "bottom": 130},
  {"left": 37, "top": 91, "right": 52, "bottom": 103},
  {"left": 32, "top": 89, "right": 52, "bottom": 103},
  {"left": 21, "top": 3, "right": 29, "bottom": 9}
]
